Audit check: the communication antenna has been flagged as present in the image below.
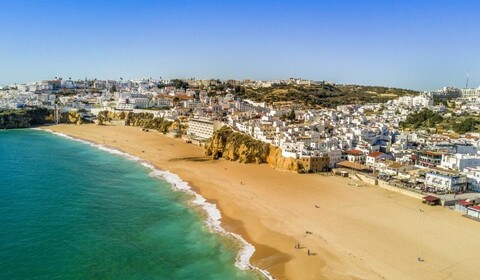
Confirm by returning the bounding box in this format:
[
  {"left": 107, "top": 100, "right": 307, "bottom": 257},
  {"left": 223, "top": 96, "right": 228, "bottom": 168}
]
[{"left": 466, "top": 70, "right": 469, "bottom": 89}]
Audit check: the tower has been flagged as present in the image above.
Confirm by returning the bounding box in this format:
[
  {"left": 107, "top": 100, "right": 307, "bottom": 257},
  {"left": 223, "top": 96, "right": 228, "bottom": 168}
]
[{"left": 466, "top": 71, "right": 469, "bottom": 89}]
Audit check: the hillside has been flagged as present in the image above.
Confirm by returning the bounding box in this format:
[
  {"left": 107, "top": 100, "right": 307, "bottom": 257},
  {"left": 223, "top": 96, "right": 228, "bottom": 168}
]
[
  {"left": 235, "top": 84, "right": 418, "bottom": 108},
  {"left": 400, "top": 108, "right": 480, "bottom": 134}
]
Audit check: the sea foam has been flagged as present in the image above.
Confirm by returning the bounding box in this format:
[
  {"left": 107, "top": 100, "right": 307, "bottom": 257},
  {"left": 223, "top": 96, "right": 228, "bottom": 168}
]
[{"left": 41, "top": 129, "right": 274, "bottom": 280}]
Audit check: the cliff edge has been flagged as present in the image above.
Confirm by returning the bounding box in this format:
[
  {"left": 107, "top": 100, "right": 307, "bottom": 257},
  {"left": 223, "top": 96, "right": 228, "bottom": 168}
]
[{"left": 205, "top": 127, "right": 300, "bottom": 172}]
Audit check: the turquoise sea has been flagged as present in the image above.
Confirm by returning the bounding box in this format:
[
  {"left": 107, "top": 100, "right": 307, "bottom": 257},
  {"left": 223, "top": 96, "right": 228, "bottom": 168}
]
[{"left": 0, "top": 129, "right": 265, "bottom": 280}]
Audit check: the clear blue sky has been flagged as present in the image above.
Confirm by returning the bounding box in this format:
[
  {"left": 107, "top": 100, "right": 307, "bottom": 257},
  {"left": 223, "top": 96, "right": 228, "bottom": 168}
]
[{"left": 1, "top": 0, "right": 479, "bottom": 90}]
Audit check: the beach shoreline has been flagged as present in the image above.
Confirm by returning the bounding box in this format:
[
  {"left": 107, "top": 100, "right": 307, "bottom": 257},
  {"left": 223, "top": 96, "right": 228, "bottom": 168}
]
[
  {"left": 41, "top": 124, "right": 480, "bottom": 280},
  {"left": 40, "top": 127, "right": 273, "bottom": 279}
]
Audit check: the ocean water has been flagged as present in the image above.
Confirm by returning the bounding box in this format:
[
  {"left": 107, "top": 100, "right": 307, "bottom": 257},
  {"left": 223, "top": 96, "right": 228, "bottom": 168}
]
[{"left": 0, "top": 129, "right": 266, "bottom": 280}]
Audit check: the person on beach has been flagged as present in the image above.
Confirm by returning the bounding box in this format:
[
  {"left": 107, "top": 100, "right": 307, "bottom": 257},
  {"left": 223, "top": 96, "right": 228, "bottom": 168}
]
[{"left": 307, "top": 249, "right": 310, "bottom": 256}]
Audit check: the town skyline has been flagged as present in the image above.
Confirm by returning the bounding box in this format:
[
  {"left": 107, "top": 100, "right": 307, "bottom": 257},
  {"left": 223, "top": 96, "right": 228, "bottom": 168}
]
[
  {"left": 2, "top": 76, "right": 479, "bottom": 93},
  {"left": 1, "top": 0, "right": 479, "bottom": 90}
]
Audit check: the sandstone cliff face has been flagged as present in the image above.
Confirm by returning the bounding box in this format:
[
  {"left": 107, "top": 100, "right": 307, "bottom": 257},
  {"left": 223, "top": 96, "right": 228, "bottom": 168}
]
[
  {"left": 60, "top": 111, "right": 83, "bottom": 125},
  {"left": 266, "top": 145, "right": 300, "bottom": 172},
  {"left": 205, "top": 127, "right": 300, "bottom": 172},
  {"left": 96, "top": 111, "right": 178, "bottom": 134}
]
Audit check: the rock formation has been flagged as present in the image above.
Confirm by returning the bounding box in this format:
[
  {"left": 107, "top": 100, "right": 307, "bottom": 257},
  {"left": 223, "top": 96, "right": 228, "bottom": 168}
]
[{"left": 205, "top": 127, "right": 300, "bottom": 172}]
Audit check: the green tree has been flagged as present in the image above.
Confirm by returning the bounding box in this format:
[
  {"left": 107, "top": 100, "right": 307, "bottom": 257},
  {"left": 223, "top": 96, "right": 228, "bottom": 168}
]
[
  {"left": 171, "top": 79, "right": 188, "bottom": 89},
  {"left": 110, "top": 84, "right": 117, "bottom": 93},
  {"left": 455, "top": 118, "right": 479, "bottom": 134},
  {"left": 96, "top": 111, "right": 109, "bottom": 125},
  {"left": 400, "top": 108, "right": 444, "bottom": 129},
  {"left": 288, "top": 109, "right": 296, "bottom": 120}
]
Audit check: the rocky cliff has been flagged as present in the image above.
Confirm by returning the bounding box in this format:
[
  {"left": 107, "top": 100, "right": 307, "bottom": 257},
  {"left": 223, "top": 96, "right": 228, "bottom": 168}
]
[
  {"left": 60, "top": 111, "right": 84, "bottom": 125},
  {"left": 205, "top": 127, "right": 300, "bottom": 172},
  {"left": 0, "top": 108, "right": 53, "bottom": 129},
  {"left": 96, "top": 111, "right": 183, "bottom": 135}
]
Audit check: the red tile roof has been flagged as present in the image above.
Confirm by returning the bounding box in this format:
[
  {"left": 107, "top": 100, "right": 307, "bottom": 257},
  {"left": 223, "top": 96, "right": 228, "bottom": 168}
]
[
  {"left": 456, "top": 200, "right": 474, "bottom": 207},
  {"left": 469, "top": 205, "right": 480, "bottom": 211},
  {"left": 424, "top": 151, "right": 443, "bottom": 156},
  {"left": 368, "top": 151, "right": 384, "bottom": 158},
  {"left": 337, "top": 161, "right": 370, "bottom": 171},
  {"left": 347, "top": 149, "right": 363, "bottom": 155},
  {"left": 422, "top": 195, "right": 439, "bottom": 202}
]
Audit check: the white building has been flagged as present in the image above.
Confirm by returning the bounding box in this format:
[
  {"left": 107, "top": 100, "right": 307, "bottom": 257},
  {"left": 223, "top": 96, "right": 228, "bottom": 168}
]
[
  {"left": 327, "top": 149, "right": 343, "bottom": 168},
  {"left": 253, "top": 124, "right": 276, "bottom": 143},
  {"left": 377, "top": 161, "right": 414, "bottom": 177},
  {"left": 466, "top": 206, "right": 480, "bottom": 219},
  {"left": 365, "top": 151, "right": 392, "bottom": 167},
  {"left": 151, "top": 97, "right": 173, "bottom": 108},
  {"left": 280, "top": 142, "right": 304, "bottom": 159},
  {"left": 346, "top": 150, "right": 366, "bottom": 164},
  {"left": 460, "top": 87, "right": 480, "bottom": 105},
  {"left": 440, "top": 154, "right": 480, "bottom": 172},
  {"left": 132, "top": 97, "right": 150, "bottom": 109},
  {"left": 425, "top": 169, "right": 467, "bottom": 192},
  {"left": 464, "top": 167, "right": 480, "bottom": 192},
  {"left": 187, "top": 117, "right": 223, "bottom": 140},
  {"left": 183, "top": 99, "right": 203, "bottom": 109},
  {"left": 396, "top": 94, "right": 433, "bottom": 108},
  {"left": 116, "top": 97, "right": 135, "bottom": 110}
]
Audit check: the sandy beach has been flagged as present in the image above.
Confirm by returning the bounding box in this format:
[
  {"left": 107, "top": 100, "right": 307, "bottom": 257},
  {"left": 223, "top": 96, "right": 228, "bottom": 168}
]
[{"left": 43, "top": 124, "right": 480, "bottom": 280}]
